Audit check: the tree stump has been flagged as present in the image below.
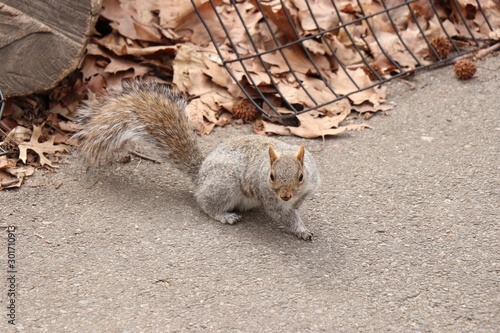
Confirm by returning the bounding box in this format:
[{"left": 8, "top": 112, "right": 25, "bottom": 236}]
[{"left": 0, "top": 0, "right": 103, "bottom": 97}]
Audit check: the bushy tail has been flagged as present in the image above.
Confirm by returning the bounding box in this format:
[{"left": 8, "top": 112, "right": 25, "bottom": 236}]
[{"left": 73, "top": 81, "right": 204, "bottom": 180}]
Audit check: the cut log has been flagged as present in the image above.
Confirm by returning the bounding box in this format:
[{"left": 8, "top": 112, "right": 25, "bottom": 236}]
[{"left": 0, "top": 0, "right": 103, "bottom": 97}]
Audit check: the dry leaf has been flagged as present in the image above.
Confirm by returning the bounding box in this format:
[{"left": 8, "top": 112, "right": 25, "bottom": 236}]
[
  {"left": 173, "top": 45, "right": 207, "bottom": 93},
  {"left": 18, "top": 125, "right": 69, "bottom": 167},
  {"left": 3, "top": 126, "right": 32, "bottom": 144},
  {"left": 39, "top": 0, "right": 499, "bottom": 143},
  {"left": 0, "top": 164, "right": 35, "bottom": 189},
  {"left": 58, "top": 121, "right": 84, "bottom": 133},
  {"left": 6, "top": 165, "right": 35, "bottom": 178},
  {"left": 0, "top": 170, "right": 21, "bottom": 189},
  {"left": 0, "top": 156, "right": 17, "bottom": 169},
  {"left": 101, "top": 0, "right": 162, "bottom": 43},
  {"left": 261, "top": 99, "right": 352, "bottom": 138},
  {"left": 186, "top": 99, "right": 216, "bottom": 135}
]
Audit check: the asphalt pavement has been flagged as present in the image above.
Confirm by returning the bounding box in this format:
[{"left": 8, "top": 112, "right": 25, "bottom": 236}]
[{"left": 0, "top": 55, "right": 498, "bottom": 332}]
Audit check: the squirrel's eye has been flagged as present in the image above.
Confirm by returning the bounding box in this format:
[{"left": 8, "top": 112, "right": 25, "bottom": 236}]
[
  {"left": 270, "top": 173, "right": 275, "bottom": 182},
  {"left": 298, "top": 173, "right": 304, "bottom": 182}
]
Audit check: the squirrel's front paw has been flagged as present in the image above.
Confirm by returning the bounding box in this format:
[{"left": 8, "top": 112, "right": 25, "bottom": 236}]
[
  {"left": 219, "top": 213, "right": 243, "bottom": 225},
  {"left": 294, "top": 229, "right": 314, "bottom": 241}
]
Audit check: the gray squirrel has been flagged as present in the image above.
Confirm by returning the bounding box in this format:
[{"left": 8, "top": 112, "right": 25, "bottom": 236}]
[{"left": 74, "top": 81, "right": 320, "bottom": 240}]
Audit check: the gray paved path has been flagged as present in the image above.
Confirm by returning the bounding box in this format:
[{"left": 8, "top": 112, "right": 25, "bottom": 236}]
[{"left": 1, "top": 56, "right": 499, "bottom": 332}]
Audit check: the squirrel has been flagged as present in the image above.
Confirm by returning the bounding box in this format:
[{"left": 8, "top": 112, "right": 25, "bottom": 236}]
[{"left": 74, "top": 81, "right": 320, "bottom": 240}]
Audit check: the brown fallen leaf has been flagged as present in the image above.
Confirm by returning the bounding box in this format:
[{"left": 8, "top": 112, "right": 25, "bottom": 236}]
[
  {"left": 29, "top": 0, "right": 497, "bottom": 144},
  {"left": 3, "top": 126, "right": 31, "bottom": 144},
  {"left": 262, "top": 99, "right": 351, "bottom": 139},
  {"left": 100, "top": 0, "right": 163, "bottom": 43},
  {"left": 0, "top": 171, "right": 21, "bottom": 189},
  {"left": 0, "top": 156, "right": 17, "bottom": 169},
  {"left": 351, "top": 102, "right": 394, "bottom": 114},
  {"left": 58, "top": 121, "right": 84, "bottom": 133},
  {"left": 0, "top": 165, "right": 36, "bottom": 189},
  {"left": 262, "top": 120, "right": 293, "bottom": 136},
  {"left": 330, "top": 67, "right": 383, "bottom": 106},
  {"left": 104, "top": 57, "right": 152, "bottom": 77},
  {"left": 173, "top": 45, "right": 207, "bottom": 93},
  {"left": 18, "top": 125, "right": 69, "bottom": 167},
  {"left": 186, "top": 99, "right": 216, "bottom": 135}
]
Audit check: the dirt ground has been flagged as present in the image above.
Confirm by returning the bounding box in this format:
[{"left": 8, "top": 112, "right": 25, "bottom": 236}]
[{"left": 1, "top": 56, "right": 499, "bottom": 332}]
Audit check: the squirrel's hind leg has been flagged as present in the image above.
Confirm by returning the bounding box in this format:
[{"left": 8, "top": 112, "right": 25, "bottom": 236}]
[{"left": 195, "top": 185, "right": 244, "bottom": 225}]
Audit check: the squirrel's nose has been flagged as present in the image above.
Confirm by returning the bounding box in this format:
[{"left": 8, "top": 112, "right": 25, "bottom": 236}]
[{"left": 280, "top": 195, "right": 292, "bottom": 201}]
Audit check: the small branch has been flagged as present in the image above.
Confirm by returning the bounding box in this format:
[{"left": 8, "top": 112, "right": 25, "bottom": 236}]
[
  {"left": 82, "top": 178, "right": 100, "bottom": 189},
  {"left": 130, "top": 150, "right": 163, "bottom": 164}
]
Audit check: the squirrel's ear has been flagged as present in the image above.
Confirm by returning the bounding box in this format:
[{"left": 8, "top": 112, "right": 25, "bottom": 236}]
[
  {"left": 269, "top": 145, "right": 279, "bottom": 165},
  {"left": 295, "top": 144, "right": 305, "bottom": 164}
]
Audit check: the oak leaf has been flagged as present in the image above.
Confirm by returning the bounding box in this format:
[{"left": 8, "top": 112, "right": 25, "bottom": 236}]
[{"left": 18, "top": 125, "right": 69, "bottom": 167}]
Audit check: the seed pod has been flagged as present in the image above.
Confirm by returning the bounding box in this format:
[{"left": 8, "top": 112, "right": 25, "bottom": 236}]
[
  {"left": 454, "top": 59, "right": 477, "bottom": 80},
  {"left": 232, "top": 99, "right": 260, "bottom": 121},
  {"left": 429, "top": 37, "right": 452, "bottom": 61}
]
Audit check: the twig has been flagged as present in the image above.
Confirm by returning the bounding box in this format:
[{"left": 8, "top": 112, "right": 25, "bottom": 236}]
[
  {"left": 28, "top": 183, "right": 47, "bottom": 188},
  {"left": 35, "top": 233, "right": 52, "bottom": 244},
  {"left": 475, "top": 42, "right": 500, "bottom": 59},
  {"left": 130, "top": 150, "right": 163, "bottom": 163},
  {"left": 0, "top": 126, "right": 20, "bottom": 145},
  {"left": 45, "top": 122, "right": 67, "bottom": 136},
  {"left": 309, "top": 135, "right": 327, "bottom": 152},
  {"left": 82, "top": 178, "right": 100, "bottom": 189},
  {"left": 395, "top": 78, "right": 417, "bottom": 90}
]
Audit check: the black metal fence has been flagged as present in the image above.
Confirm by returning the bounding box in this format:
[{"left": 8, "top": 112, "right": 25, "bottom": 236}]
[{"left": 191, "top": 0, "right": 497, "bottom": 118}]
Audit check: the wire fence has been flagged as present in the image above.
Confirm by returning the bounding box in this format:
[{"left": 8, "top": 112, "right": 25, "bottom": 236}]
[
  {"left": 191, "top": 0, "right": 497, "bottom": 118},
  {"left": 0, "top": 90, "right": 8, "bottom": 156}
]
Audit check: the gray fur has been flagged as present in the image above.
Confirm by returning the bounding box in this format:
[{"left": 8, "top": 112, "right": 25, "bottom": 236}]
[
  {"left": 196, "top": 136, "right": 319, "bottom": 240},
  {"left": 74, "top": 82, "right": 320, "bottom": 240}
]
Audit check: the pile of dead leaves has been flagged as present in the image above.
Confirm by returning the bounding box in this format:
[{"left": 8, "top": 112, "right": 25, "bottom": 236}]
[
  {"left": 74, "top": 0, "right": 498, "bottom": 136},
  {"left": 0, "top": 97, "right": 77, "bottom": 188},
  {"left": 1, "top": 0, "right": 499, "bottom": 188}
]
